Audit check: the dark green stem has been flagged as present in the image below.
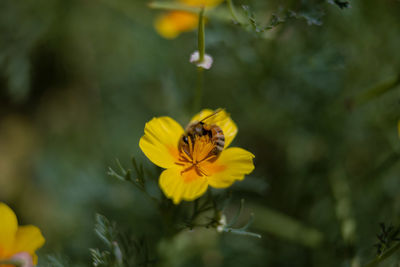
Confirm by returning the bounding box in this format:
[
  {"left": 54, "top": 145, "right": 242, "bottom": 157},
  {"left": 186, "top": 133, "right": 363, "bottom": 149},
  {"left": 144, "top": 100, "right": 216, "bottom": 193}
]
[
  {"left": 362, "top": 242, "right": 400, "bottom": 267},
  {"left": 354, "top": 73, "right": 400, "bottom": 107},
  {"left": 227, "top": 0, "right": 240, "bottom": 23},
  {"left": 193, "top": 67, "right": 204, "bottom": 112},
  {"left": 0, "top": 259, "right": 23, "bottom": 267},
  {"left": 198, "top": 7, "right": 205, "bottom": 62}
]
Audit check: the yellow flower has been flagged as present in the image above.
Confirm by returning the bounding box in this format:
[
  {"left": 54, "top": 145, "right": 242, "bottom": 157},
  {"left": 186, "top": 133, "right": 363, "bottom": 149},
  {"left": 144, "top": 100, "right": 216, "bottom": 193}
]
[
  {"left": 139, "top": 109, "right": 255, "bottom": 204},
  {"left": 154, "top": 0, "right": 224, "bottom": 39},
  {"left": 0, "top": 203, "right": 45, "bottom": 266},
  {"left": 155, "top": 11, "right": 199, "bottom": 39}
]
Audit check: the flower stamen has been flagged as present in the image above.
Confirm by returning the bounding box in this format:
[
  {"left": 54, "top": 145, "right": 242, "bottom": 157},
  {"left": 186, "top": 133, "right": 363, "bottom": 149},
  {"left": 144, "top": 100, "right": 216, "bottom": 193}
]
[
  {"left": 188, "top": 134, "right": 194, "bottom": 157},
  {"left": 176, "top": 135, "right": 218, "bottom": 177}
]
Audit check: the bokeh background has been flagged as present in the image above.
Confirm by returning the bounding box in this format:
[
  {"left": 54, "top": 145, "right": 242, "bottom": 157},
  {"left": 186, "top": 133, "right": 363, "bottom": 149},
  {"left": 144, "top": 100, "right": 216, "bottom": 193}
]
[{"left": 1, "top": 0, "right": 400, "bottom": 266}]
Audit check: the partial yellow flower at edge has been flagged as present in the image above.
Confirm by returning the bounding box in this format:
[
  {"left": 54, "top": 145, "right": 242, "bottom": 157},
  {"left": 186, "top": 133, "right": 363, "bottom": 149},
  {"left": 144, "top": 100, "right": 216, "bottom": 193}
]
[
  {"left": 155, "top": 11, "right": 199, "bottom": 39},
  {"left": 154, "top": 0, "right": 223, "bottom": 39},
  {"left": 0, "top": 203, "right": 45, "bottom": 266},
  {"left": 139, "top": 109, "right": 255, "bottom": 204}
]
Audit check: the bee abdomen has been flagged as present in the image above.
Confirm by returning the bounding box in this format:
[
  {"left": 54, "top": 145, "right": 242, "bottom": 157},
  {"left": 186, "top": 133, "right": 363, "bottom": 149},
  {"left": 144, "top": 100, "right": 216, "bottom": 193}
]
[{"left": 211, "top": 126, "right": 225, "bottom": 152}]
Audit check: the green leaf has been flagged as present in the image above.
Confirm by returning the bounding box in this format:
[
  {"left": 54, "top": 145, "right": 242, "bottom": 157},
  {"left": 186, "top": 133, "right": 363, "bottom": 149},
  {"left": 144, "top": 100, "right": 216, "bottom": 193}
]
[
  {"left": 251, "top": 204, "right": 324, "bottom": 248},
  {"left": 226, "top": 199, "right": 245, "bottom": 228},
  {"left": 90, "top": 249, "right": 112, "bottom": 267},
  {"left": 94, "top": 214, "right": 118, "bottom": 247},
  {"left": 42, "top": 255, "right": 70, "bottom": 267},
  {"left": 223, "top": 227, "right": 262, "bottom": 238},
  {"left": 355, "top": 74, "right": 400, "bottom": 106}
]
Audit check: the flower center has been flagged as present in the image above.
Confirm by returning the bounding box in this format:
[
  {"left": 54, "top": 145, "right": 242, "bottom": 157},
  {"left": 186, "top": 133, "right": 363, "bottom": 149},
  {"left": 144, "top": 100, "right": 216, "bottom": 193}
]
[{"left": 176, "top": 135, "right": 218, "bottom": 176}]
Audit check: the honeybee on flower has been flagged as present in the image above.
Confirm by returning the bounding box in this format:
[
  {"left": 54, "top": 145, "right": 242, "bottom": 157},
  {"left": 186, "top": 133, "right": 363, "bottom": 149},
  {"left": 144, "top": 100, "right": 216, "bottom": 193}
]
[
  {"left": 154, "top": 0, "right": 223, "bottom": 39},
  {"left": 139, "top": 109, "right": 255, "bottom": 204},
  {"left": 0, "top": 203, "right": 45, "bottom": 267}
]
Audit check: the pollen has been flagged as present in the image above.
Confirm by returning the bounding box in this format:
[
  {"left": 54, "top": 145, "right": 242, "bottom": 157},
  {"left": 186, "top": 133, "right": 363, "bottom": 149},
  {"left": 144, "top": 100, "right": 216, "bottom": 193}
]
[{"left": 177, "top": 135, "right": 217, "bottom": 176}]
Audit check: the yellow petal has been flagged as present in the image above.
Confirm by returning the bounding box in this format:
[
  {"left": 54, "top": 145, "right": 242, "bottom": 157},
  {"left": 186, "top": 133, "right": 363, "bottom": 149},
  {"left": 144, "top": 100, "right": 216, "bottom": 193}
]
[
  {"left": 159, "top": 167, "right": 208, "bottom": 204},
  {"left": 179, "top": 0, "right": 224, "bottom": 8},
  {"left": 205, "top": 147, "right": 255, "bottom": 188},
  {"left": 154, "top": 11, "right": 198, "bottom": 39},
  {"left": 139, "top": 117, "right": 184, "bottom": 169},
  {"left": 0, "top": 203, "right": 18, "bottom": 250},
  {"left": 12, "top": 226, "right": 45, "bottom": 261},
  {"left": 32, "top": 253, "right": 38, "bottom": 265},
  {"left": 190, "top": 109, "right": 238, "bottom": 148}
]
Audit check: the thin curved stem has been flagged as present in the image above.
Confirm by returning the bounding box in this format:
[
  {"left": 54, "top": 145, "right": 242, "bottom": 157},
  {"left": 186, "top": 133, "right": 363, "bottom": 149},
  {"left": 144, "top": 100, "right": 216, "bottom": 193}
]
[
  {"left": 0, "top": 259, "right": 23, "bottom": 267},
  {"left": 227, "top": 0, "right": 240, "bottom": 23},
  {"left": 362, "top": 242, "right": 400, "bottom": 267},
  {"left": 197, "top": 7, "right": 205, "bottom": 62},
  {"left": 193, "top": 67, "right": 204, "bottom": 112}
]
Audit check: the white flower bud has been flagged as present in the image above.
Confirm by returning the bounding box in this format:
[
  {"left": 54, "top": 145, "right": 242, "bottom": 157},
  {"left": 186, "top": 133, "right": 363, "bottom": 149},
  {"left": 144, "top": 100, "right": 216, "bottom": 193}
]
[
  {"left": 216, "top": 214, "right": 227, "bottom": 233},
  {"left": 190, "top": 51, "right": 213, "bottom": 69},
  {"left": 11, "top": 252, "right": 33, "bottom": 267}
]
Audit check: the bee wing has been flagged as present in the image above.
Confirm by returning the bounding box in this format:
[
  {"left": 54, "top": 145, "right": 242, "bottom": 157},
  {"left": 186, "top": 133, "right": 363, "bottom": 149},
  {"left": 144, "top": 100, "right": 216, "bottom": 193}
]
[
  {"left": 193, "top": 109, "right": 225, "bottom": 124},
  {"left": 199, "top": 108, "right": 224, "bottom": 123}
]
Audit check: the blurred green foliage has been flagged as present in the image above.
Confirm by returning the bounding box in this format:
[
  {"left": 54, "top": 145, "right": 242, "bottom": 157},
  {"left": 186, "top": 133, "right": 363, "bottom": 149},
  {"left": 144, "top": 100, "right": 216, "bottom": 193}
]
[{"left": 1, "top": 0, "right": 400, "bottom": 266}]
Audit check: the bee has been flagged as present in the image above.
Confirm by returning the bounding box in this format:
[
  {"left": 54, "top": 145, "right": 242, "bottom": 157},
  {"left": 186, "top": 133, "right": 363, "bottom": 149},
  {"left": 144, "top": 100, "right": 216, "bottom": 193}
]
[{"left": 179, "top": 109, "right": 225, "bottom": 160}]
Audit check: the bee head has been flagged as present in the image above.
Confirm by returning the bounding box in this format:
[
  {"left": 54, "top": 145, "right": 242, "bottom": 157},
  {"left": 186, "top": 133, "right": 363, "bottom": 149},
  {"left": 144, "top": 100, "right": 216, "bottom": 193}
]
[{"left": 194, "top": 123, "right": 204, "bottom": 135}]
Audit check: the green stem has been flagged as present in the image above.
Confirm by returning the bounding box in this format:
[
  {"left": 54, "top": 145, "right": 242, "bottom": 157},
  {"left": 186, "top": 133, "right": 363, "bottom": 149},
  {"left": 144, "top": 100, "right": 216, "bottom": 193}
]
[
  {"left": 148, "top": 1, "right": 198, "bottom": 13},
  {"left": 364, "top": 152, "right": 400, "bottom": 181},
  {"left": 362, "top": 242, "right": 400, "bottom": 267},
  {"left": 193, "top": 67, "right": 204, "bottom": 112},
  {"left": 0, "top": 259, "right": 23, "bottom": 267},
  {"left": 198, "top": 7, "right": 205, "bottom": 62},
  {"left": 192, "top": 7, "right": 206, "bottom": 111},
  {"left": 354, "top": 73, "right": 400, "bottom": 106},
  {"left": 227, "top": 0, "right": 240, "bottom": 23}
]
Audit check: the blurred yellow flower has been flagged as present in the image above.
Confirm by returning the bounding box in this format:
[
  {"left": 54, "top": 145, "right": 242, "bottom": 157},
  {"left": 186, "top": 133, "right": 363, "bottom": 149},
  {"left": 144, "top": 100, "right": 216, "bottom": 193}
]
[
  {"left": 154, "top": 0, "right": 224, "bottom": 39},
  {"left": 155, "top": 11, "right": 199, "bottom": 39},
  {"left": 0, "top": 203, "right": 45, "bottom": 267},
  {"left": 139, "top": 109, "right": 255, "bottom": 204}
]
